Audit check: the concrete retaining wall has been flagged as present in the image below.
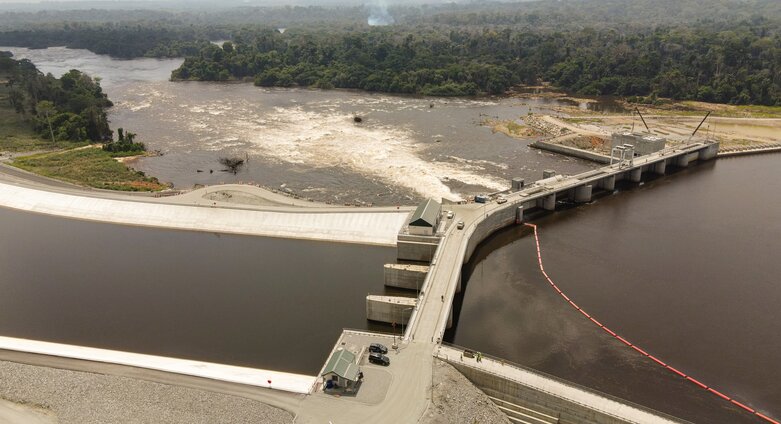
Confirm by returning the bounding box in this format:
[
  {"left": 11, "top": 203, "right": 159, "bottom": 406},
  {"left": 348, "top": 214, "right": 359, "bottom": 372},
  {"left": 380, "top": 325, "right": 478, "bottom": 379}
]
[
  {"left": 397, "top": 240, "right": 439, "bottom": 262},
  {"left": 464, "top": 206, "right": 518, "bottom": 264},
  {"left": 366, "top": 296, "right": 416, "bottom": 324},
  {"left": 0, "top": 336, "right": 315, "bottom": 394},
  {"left": 384, "top": 264, "right": 428, "bottom": 290},
  {"left": 530, "top": 141, "right": 612, "bottom": 164},
  {"left": 448, "top": 362, "right": 657, "bottom": 424}
]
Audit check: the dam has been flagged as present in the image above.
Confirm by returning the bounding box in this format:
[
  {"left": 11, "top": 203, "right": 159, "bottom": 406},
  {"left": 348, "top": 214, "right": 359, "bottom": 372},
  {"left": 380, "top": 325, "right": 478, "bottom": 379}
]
[
  {"left": 4, "top": 138, "right": 778, "bottom": 423},
  {"left": 0, "top": 178, "right": 412, "bottom": 246}
]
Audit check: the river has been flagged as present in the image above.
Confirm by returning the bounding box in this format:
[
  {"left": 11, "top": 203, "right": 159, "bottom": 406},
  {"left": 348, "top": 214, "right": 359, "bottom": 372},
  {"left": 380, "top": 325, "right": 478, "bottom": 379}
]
[
  {"left": 449, "top": 154, "right": 781, "bottom": 422},
  {"left": 2, "top": 46, "right": 595, "bottom": 205}
]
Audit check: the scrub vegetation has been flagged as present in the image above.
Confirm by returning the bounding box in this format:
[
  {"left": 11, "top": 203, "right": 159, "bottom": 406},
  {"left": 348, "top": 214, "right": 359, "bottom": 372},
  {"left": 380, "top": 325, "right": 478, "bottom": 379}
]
[
  {"left": 1, "top": 54, "right": 160, "bottom": 190},
  {"left": 12, "top": 147, "right": 166, "bottom": 191}
]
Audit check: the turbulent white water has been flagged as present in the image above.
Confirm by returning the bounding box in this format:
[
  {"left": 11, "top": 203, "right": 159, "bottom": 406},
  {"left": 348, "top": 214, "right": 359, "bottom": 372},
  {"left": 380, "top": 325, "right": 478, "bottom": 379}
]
[
  {"left": 121, "top": 87, "right": 510, "bottom": 201},
  {"left": 3, "top": 46, "right": 596, "bottom": 204}
]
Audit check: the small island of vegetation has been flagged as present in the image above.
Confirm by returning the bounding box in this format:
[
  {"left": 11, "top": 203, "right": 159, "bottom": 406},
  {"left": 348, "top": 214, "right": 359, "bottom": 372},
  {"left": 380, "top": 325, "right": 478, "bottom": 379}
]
[{"left": 0, "top": 52, "right": 166, "bottom": 191}]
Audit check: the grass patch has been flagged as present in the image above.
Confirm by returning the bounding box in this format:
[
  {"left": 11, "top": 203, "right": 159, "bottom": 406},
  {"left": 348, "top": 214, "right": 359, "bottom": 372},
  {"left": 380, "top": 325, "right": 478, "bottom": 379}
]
[{"left": 12, "top": 147, "right": 167, "bottom": 191}]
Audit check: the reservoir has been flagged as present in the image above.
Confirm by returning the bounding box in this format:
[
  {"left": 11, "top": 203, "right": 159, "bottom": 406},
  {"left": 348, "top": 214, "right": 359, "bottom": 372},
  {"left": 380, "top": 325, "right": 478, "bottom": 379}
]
[
  {"left": 0, "top": 207, "right": 395, "bottom": 375},
  {"left": 449, "top": 154, "right": 781, "bottom": 422}
]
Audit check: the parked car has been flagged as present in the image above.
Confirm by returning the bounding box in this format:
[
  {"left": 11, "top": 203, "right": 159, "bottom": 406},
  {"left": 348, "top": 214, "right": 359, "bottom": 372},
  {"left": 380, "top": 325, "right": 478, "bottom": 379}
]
[
  {"left": 368, "top": 343, "right": 388, "bottom": 354},
  {"left": 496, "top": 196, "right": 507, "bottom": 204},
  {"left": 369, "top": 353, "right": 390, "bottom": 366},
  {"left": 446, "top": 210, "right": 454, "bottom": 219},
  {"left": 457, "top": 221, "right": 465, "bottom": 230}
]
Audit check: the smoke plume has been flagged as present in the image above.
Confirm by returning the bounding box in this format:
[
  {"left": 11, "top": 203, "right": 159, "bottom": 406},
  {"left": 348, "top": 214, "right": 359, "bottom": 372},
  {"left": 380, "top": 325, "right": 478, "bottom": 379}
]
[{"left": 367, "top": 0, "right": 395, "bottom": 26}]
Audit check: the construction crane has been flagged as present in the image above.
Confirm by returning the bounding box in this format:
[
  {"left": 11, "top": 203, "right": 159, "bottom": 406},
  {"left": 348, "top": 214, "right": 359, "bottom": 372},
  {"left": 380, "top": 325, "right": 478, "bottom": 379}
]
[
  {"left": 688, "top": 112, "right": 711, "bottom": 142},
  {"left": 635, "top": 107, "right": 650, "bottom": 132}
]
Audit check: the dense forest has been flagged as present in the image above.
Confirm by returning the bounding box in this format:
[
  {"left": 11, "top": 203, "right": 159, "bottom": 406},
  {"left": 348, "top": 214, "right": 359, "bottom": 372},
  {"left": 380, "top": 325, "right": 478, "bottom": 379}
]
[
  {"left": 1, "top": 53, "right": 115, "bottom": 142},
  {"left": 1, "top": 0, "right": 780, "bottom": 104}
]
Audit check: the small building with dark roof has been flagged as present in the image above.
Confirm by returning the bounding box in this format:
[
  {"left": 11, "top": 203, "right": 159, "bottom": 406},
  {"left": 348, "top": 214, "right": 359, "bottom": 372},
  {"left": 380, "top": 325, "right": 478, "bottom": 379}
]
[
  {"left": 321, "top": 348, "right": 360, "bottom": 391},
  {"left": 408, "top": 198, "right": 441, "bottom": 236}
]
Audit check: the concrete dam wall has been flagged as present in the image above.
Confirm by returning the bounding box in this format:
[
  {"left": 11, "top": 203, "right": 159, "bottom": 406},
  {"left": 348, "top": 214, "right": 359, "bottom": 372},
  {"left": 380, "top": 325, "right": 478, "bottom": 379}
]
[{"left": 0, "top": 182, "right": 410, "bottom": 246}]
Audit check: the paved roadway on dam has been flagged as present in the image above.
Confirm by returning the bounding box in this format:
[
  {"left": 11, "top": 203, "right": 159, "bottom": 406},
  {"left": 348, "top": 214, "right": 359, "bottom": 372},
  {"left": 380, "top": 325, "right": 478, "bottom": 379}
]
[{"left": 0, "top": 163, "right": 412, "bottom": 246}]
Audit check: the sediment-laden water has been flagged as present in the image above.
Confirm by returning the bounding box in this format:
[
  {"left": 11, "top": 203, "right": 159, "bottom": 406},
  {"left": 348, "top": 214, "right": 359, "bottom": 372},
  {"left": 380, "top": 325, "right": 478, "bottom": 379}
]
[{"left": 2, "top": 46, "right": 595, "bottom": 205}]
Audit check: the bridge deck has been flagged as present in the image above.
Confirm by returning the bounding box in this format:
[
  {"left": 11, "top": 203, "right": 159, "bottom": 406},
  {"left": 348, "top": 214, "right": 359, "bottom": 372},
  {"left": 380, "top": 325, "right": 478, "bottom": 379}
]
[{"left": 407, "top": 142, "right": 715, "bottom": 344}]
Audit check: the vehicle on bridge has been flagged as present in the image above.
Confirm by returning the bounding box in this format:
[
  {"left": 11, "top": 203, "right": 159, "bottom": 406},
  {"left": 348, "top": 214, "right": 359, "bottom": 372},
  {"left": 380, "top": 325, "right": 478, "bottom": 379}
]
[{"left": 457, "top": 221, "right": 464, "bottom": 230}]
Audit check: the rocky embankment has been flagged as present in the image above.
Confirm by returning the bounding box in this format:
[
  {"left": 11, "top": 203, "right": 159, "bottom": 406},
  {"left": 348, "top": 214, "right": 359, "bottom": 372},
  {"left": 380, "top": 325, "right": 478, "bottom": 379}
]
[
  {"left": 0, "top": 361, "right": 294, "bottom": 424},
  {"left": 422, "top": 359, "right": 511, "bottom": 424}
]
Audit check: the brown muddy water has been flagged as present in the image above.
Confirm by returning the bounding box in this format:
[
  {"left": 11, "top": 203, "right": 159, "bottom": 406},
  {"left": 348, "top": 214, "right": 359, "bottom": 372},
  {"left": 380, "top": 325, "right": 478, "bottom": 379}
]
[
  {"left": 448, "top": 154, "right": 781, "bottom": 423},
  {"left": 2, "top": 46, "right": 596, "bottom": 205},
  {"left": 0, "top": 207, "right": 395, "bottom": 375}
]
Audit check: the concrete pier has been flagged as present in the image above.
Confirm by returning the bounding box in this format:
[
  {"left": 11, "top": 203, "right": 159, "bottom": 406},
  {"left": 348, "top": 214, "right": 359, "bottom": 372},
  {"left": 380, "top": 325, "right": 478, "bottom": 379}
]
[
  {"left": 366, "top": 296, "right": 417, "bottom": 325},
  {"left": 653, "top": 160, "right": 667, "bottom": 175},
  {"left": 384, "top": 264, "right": 429, "bottom": 291},
  {"left": 599, "top": 175, "right": 616, "bottom": 191},
  {"left": 573, "top": 185, "right": 592, "bottom": 203},
  {"left": 396, "top": 234, "right": 440, "bottom": 262},
  {"left": 629, "top": 167, "right": 643, "bottom": 182},
  {"left": 675, "top": 154, "right": 691, "bottom": 167},
  {"left": 540, "top": 194, "right": 556, "bottom": 210}
]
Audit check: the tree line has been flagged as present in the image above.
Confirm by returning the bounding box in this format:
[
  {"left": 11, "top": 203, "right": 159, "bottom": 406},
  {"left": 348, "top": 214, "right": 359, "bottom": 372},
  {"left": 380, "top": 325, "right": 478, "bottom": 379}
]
[
  {"left": 1, "top": 0, "right": 780, "bottom": 104},
  {"left": 1, "top": 53, "right": 143, "bottom": 151},
  {"left": 170, "top": 23, "right": 781, "bottom": 104},
  {"left": 2, "top": 54, "right": 113, "bottom": 141}
]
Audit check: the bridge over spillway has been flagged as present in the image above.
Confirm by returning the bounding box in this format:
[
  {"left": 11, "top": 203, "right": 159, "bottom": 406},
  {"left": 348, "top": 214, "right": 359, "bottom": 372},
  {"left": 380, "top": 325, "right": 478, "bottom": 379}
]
[
  {"left": 404, "top": 141, "right": 719, "bottom": 345},
  {"left": 348, "top": 141, "right": 720, "bottom": 424}
]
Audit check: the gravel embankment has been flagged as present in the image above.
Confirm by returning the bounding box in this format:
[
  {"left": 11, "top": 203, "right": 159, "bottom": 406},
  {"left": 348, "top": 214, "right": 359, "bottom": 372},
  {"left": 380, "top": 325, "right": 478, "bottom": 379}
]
[
  {"left": 0, "top": 361, "right": 294, "bottom": 424},
  {"left": 422, "top": 359, "right": 510, "bottom": 424}
]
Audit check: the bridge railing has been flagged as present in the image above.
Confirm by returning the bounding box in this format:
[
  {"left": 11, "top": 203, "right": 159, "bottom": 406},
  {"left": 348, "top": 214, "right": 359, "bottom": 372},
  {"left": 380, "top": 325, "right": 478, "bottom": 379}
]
[{"left": 437, "top": 341, "right": 694, "bottom": 424}]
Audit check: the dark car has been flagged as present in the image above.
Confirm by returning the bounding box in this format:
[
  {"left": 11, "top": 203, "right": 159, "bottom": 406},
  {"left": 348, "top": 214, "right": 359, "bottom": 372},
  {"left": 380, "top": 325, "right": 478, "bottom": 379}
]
[
  {"left": 368, "top": 343, "right": 388, "bottom": 354},
  {"left": 368, "top": 353, "right": 390, "bottom": 366}
]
